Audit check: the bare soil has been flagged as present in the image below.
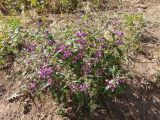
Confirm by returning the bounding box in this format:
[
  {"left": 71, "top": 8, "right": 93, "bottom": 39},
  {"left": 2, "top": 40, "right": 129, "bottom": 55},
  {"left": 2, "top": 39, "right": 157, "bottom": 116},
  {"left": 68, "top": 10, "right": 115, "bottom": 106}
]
[{"left": 0, "top": 0, "right": 160, "bottom": 120}]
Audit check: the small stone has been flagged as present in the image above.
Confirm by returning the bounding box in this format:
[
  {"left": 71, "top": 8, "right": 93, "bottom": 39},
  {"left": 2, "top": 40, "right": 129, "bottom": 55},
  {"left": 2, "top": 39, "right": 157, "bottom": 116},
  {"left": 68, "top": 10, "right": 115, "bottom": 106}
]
[{"left": 137, "top": 4, "right": 148, "bottom": 9}]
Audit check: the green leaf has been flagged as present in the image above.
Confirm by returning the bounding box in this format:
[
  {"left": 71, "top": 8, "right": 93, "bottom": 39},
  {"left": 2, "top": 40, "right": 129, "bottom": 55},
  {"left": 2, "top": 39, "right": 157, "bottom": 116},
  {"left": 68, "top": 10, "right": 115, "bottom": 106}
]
[
  {"left": 116, "top": 47, "right": 123, "bottom": 57},
  {"left": 66, "top": 39, "right": 75, "bottom": 45}
]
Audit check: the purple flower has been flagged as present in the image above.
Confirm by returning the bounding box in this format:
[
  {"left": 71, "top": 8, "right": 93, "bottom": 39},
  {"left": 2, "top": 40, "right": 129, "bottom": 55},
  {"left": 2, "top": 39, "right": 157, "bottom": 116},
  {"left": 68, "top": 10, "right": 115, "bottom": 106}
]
[
  {"left": 56, "top": 44, "right": 67, "bottom": 52},
  {"left": 69, "top": 82, "right": 90, "bottom": 92},
  {"left": 76, "top": 39, "right": 87, "bottom": 49},
  {"left": 97, "top": 38, "right": 106, "bottom": 43},
  {"left": 79, "top": 83, "right": 90, "bottom": 92},
  {"left": 26, "top": 43, "right": 36, "bottom": 53},
  {"left": 115, "top": 31, "right": 124, "bottom": 36},
  {"left": 48, "top": 40, "right": 55, "bottom": 46},
  {"left": 63, "top": 50, "right": 72, "bottom": 59},
  {"left": 115, "top": 39, "right": 124, "bottom": 45},
  {"left": 56, "top": 44, "right": 72, "bottom": 59},
  {"left": 76, "top": 39, "right": 86, "bottom": 44},
  {"left": 106, "top": 79, "right": 119, "bottom": 91},
  {"left": 90, "top": 43, "right": 97, "bottom": 48},
  {"left": 82, "top": 62, "right": 92, "bottom": 75},
  {"left": 29, "top": 81, "right": 37, "bottom": 90},
  {"left": 95, "top": 50, "right": 103, "bottom": 58},
  {"left": 73, "top": 50, "right": 84, "bottom": 62},
  {"left": 98, "top": 45, "right": 107, "bottom": 49},
  {"left": 69, "top": 82, "right": 79, "bottom": 92},
  {"left": 76, "top": 31, "right": 88, "bottom": 37},
  {"left": 106, "top": 78, "right": 125, "bottom": 92},
  {"left": 47, "top": 78, "right": 53, "bottom": 85},
  {"left": 38, "top": 65, "right": 54, "bottom": 79},
  {"left": 118, "top": 79, "right": 126, "bottom": 84}
]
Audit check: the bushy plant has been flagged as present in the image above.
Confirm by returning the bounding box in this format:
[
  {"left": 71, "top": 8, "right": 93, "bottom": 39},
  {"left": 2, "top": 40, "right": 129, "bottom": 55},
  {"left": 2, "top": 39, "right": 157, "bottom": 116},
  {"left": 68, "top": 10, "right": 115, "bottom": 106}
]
[
  {"left": 50, "top": 30, "right": 127, "bottom": 109},
  {"left": 13, "top": 22, "right": 127, "bottom": 114}
]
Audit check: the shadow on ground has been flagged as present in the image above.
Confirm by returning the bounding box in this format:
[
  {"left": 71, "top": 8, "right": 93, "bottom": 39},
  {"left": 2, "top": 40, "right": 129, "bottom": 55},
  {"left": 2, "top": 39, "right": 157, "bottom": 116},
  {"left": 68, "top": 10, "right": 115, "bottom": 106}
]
[{"left": 67, "top": 78, "right": 160, "bottom": 120}]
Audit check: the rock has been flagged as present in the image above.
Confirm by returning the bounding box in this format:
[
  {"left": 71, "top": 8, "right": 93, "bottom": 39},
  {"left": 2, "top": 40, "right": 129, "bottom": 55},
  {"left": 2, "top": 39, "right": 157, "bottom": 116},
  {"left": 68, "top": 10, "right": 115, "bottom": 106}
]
[{"left": 136, "top": 4, "right": 148, "bottom": 9}]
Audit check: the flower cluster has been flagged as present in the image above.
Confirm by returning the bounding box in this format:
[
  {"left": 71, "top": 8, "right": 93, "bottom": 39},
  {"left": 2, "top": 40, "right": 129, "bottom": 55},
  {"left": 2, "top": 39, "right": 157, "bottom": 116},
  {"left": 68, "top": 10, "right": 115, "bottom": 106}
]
[
  {"left": 56, "top": 44, "right": 67, "bottom": 52},
  {"left": 76, "top": 39, "right": 87, "bottom": 49},
  {"left": 115, "top": 31, "right": 124, "bottom": 36},
  {"left": 69, "top": 82, "right": 90, "bottom": 92},
  {"left": 82, "top": 62, "right": 92, "bottom": 75},
  {"left": 76, "top": 31, "right": 88, "bottom": 37},
  {"left": 95, "top": 50, "right": 103, "bottom": 58},
  {"left": 115, "top": 39, "right": 124, "bottom": 45},
  {"left": 56, "top": 44, "right": 72, "bottom": 59},
  {"left": 28, "top": 81, "right": 38, "bottom": 91},
  {"left": 48, "top": 40, "right": 55, "bottom": 46},
  {"left": 63, "top": 50, "right": 72, "bottom": 59},
  {"left": 106, "top": 79, "right": 126, "bottom": 91},
  {"left": 73, "top": 50, "right": 85, "bottom": 62},
  {"left": 25, "top": 43, "right": 36, "bottom": 53},
  {"left": 38, "top": 64, "right": 54, "bottom": 79}
]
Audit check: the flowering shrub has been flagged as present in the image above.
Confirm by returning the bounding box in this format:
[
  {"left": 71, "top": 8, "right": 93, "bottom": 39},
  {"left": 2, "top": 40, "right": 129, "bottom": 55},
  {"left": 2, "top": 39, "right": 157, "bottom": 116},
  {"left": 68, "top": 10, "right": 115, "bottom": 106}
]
[
  {"left": 52, "top": 30, "right": 127, "bottom": 93},
  {"left": 14, "top": 26, "right": 127, "bottom": 113}
]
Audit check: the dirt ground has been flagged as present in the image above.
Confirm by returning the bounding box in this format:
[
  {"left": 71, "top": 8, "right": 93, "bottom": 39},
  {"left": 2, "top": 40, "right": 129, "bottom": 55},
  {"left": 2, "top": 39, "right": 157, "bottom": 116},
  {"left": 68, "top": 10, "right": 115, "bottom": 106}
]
[{"left": 0, "top": 0, "right": 160, "bottom": 120}]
